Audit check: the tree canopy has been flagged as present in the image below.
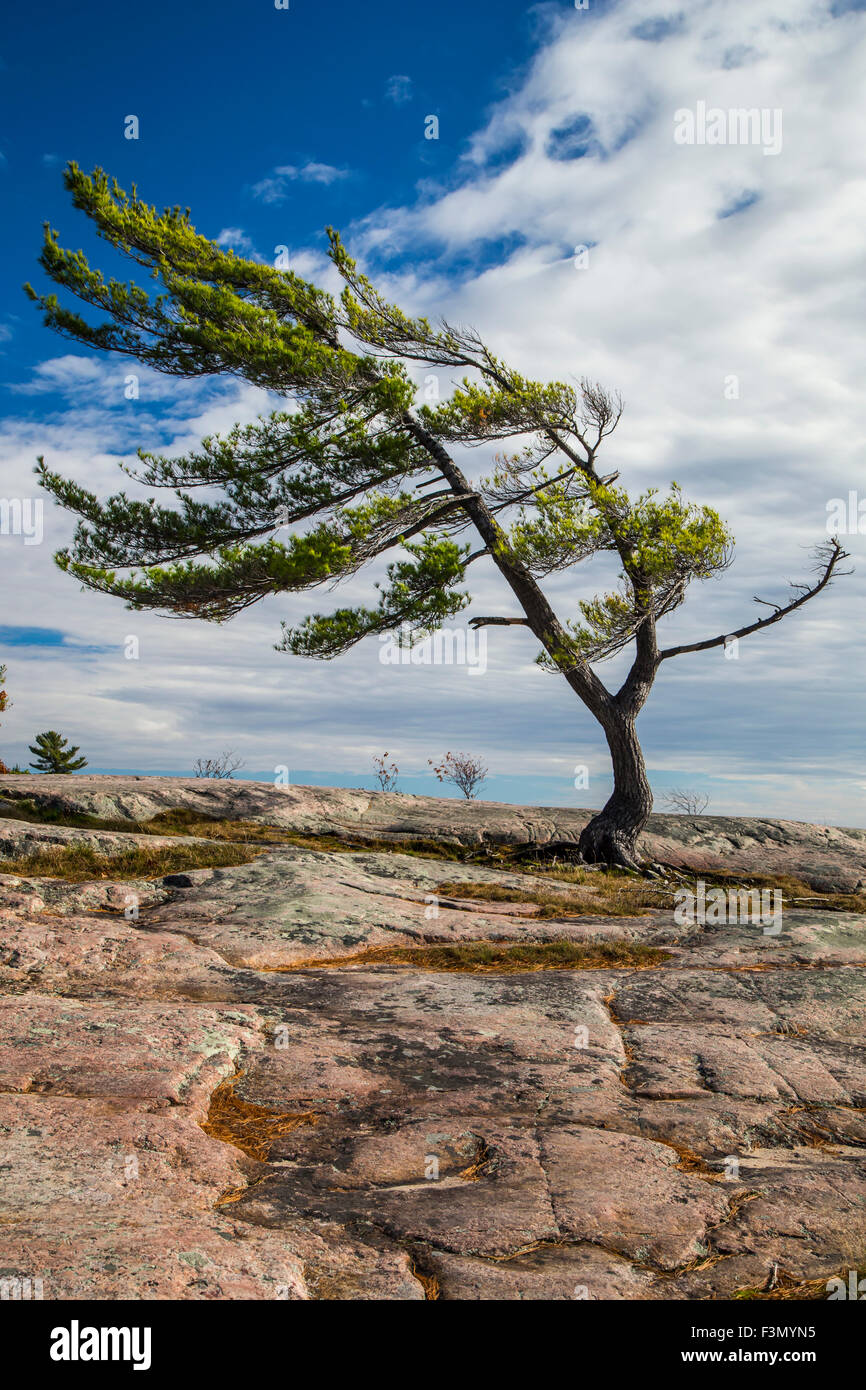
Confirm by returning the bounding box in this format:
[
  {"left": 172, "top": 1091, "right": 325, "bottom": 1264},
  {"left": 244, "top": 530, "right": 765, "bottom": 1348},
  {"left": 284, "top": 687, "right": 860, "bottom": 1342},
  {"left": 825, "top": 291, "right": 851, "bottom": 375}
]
[{"left": 27, "top": 166, "right": 740, "bottom": 665}]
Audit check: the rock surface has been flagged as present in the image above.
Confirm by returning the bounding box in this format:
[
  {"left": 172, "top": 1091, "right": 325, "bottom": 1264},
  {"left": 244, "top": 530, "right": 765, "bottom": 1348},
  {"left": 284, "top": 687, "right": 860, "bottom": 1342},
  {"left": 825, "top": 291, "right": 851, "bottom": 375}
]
[
  {"left": 0, "top": 775, "right": 864, "bottom": 1300},
  {"left": 3, "top": 773, "right": 865, "bottom": 889}
]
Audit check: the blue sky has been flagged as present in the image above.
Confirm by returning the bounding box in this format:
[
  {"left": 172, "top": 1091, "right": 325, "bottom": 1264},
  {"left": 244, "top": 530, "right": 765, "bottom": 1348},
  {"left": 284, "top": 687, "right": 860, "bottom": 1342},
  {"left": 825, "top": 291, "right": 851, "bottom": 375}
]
[
  {"left": 0, "top": 0, "right": 547, "bottom": 387},
  {"left": 1, "top": 0, "right": 865, "bottom": 821}
]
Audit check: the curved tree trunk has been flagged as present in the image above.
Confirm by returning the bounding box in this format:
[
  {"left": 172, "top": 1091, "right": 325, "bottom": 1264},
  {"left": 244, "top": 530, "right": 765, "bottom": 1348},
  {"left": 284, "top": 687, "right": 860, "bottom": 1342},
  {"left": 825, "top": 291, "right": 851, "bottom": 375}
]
[
  {"left": 577, "top": 716, "right": 653, "bottom": 869},
  {"left": 402, "top": 417, "right": 658, "bottom": 870}
]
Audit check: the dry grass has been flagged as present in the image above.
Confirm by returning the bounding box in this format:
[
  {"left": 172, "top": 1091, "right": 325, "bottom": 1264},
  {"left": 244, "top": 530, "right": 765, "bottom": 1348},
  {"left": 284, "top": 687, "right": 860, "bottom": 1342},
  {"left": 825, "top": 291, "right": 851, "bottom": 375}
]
[
  {"left": 0, "top": 796, "right": 125, "bottom": 831},
  {"left": 459, "top": 1138, "right": 494, "bottom": 1182},
  {"left": 815, "top": 894, "right": 866, "bottom": 912},
  {"left": 0, "top": 838, "right": 262, "bottom": 881},
  {"left": 145, "top": 809, "right": 294, "bottom": 843},
  {"left": 410, "top": 1263, "right": 441, "bottom": 1300},
  {"left": 437, "top": 875, "right": 673, "bottom": 918},
  {"left": 439, "top": 868, "right": 866, "bottom": 917},
  {"left": 666, "top": 1142, "right": 724, "bottom": 1179},
  {"left": 0, "top": 801, "right": 468, "bottom": 859},
  {"left": 100, "top": 807, "right": 469, "bottom": 860},
  {"left": 735, "top": 1264, "right": 865, "bottom": 1300},
  {"left": 699, "top": 868, "right": 866, "bottom": 914},
  {"left": 3, "top": 797, "right": 863, "bottom": 909},
  {"left": 201, "top": 1072, "right": 317, "bottom": 1162},
  {"left": 272, "top": 940, "right": 672, "bottom": 973}
]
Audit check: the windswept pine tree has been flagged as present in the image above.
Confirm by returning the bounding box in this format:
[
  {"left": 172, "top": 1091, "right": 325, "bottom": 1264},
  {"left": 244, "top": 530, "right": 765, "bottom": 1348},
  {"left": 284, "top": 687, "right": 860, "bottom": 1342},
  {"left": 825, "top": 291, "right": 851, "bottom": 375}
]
[{"left": 27, "top": 166, "right": 850, "bottom": 865}]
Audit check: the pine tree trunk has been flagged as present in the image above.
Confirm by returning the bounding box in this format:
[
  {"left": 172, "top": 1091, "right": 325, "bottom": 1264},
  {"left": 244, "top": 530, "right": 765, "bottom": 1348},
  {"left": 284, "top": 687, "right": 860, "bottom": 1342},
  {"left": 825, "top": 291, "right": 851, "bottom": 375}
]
[
  {"left": 401, "top": 417, "right": 657, "bottom": 871},
  {"left": 577, "top": 715, "right": 653, "bottom": 869}
]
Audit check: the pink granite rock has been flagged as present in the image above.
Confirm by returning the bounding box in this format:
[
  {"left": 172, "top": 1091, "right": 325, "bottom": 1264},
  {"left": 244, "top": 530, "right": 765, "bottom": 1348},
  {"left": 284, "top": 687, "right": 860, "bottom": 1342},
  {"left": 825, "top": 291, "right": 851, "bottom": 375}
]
[{"left": 0, "top": 777, "right": 864, "bottom": 1300}]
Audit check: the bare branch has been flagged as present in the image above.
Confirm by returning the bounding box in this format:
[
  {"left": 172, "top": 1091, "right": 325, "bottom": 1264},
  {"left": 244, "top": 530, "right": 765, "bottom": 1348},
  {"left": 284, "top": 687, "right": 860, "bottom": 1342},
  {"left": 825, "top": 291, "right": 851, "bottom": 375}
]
[
  {"left": 193, "top": 750, "right": 244, "bottom": 779},
  {"left": 576, "top": 378, "right": 624, "bottom": 450},
  {"left": 372, "top": 752, "right": 399, "bottom": 793},
  {"left": 428, "top": 751, "right": 488, "bottom": 800},
  {"left": 658, "top": 539, "right": 851, "bottom": 662},
  {"left": 664, "top": 788, "right": 710, "bottom": 815},
  {"left": 468, "top": 616, "right": 530, "bottom": 629}
]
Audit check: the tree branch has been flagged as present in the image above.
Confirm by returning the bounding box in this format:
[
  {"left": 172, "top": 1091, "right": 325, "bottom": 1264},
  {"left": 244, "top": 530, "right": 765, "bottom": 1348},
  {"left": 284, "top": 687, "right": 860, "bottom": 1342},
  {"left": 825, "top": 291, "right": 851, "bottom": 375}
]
[
  {"left": 615, "top": 613, "right": 660, "bottom": 718},
  {"left": 468, "top": 615, "right": 531, "bottom": 628},
  {"left": 657, "top": 539, "right": 851, "bottom": 662},
  {"left": 400, "top": 410, "right": 615, "bottom": 720},
  {"left": 487, "top": 467, "right": 621, "bottom": 514}
]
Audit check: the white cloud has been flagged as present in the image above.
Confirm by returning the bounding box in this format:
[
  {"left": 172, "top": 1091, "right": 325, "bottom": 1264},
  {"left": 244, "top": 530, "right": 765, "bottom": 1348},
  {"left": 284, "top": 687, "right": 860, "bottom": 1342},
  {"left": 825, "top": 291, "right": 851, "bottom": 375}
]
[
  {"left": 251, "top": 162, "right": 350, "bottom": 204},
  {"left": 385, "top": 74, "right": 413, "bottom": 106},
  {"left": 215, "top": 227, "right": 259, "bottom": 257}
]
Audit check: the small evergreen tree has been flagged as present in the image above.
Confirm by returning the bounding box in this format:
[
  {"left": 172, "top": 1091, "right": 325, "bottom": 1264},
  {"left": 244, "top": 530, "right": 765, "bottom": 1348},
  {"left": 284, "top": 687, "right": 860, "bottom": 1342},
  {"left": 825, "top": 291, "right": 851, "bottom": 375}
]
[{"left": 29, "top": 730, "right": 88, "bottom": 774}]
